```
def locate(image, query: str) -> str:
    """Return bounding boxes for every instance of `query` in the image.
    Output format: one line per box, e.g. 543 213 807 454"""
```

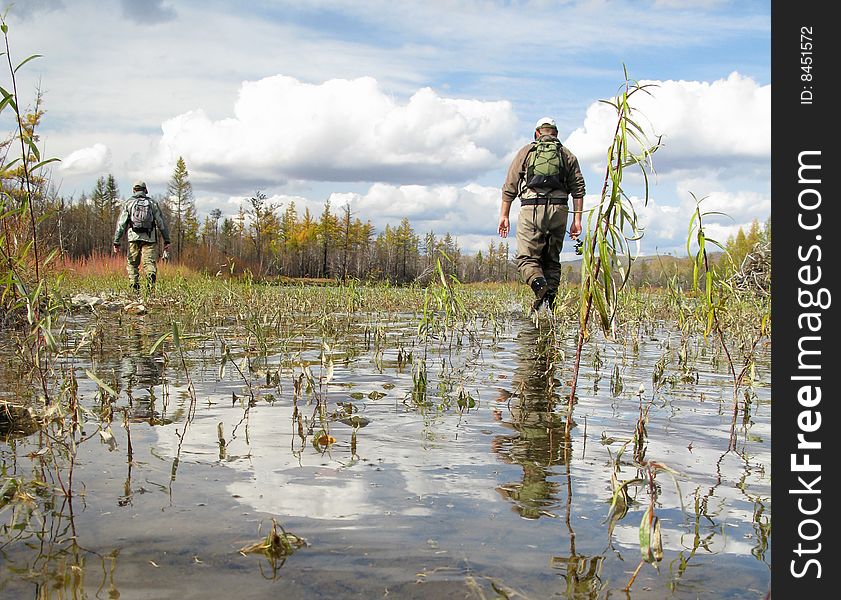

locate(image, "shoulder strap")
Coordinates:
557 140 566 173
518 142 537 175
517 142 538 194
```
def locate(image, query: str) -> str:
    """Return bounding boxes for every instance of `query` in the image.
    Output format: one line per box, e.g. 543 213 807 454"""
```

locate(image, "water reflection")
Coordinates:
0 306 772 598
119 328 169 425
492 323 608 597
551 553 606 599
0 485 122 600
493 325 569 519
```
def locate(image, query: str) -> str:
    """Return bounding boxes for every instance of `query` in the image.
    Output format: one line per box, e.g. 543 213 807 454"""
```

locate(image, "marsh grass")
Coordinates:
676 196 770 447
1 26 771 593
1 267 771 596
545 70 771 593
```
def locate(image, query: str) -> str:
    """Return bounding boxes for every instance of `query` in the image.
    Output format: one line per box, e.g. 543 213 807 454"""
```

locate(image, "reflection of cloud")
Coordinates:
141 318 770 595
229 468 381 520
152 396 497 521
610 520 756 556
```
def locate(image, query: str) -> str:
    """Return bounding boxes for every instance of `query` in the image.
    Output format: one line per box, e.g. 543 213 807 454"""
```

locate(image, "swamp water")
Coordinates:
1 300 770 599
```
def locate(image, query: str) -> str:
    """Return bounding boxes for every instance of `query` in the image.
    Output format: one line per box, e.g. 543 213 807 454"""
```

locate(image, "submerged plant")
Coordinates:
0 475 46 538
239 518 307 579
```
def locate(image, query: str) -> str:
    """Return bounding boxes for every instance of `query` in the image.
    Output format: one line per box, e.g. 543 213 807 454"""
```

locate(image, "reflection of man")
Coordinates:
119 329 167 425
492 324 570 518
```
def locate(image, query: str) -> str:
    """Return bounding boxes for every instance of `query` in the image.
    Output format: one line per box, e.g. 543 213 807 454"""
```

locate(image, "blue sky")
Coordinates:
5 0 771 257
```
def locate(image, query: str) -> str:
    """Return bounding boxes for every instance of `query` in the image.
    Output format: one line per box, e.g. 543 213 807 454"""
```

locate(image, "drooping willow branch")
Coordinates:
565 68 661 432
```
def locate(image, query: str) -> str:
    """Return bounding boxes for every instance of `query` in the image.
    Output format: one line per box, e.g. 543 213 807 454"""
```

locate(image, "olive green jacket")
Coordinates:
113 192 172 245
502 140 586 203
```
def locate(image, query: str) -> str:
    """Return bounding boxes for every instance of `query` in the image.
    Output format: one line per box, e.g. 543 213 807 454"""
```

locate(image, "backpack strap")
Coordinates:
517 142 538 196
556 140 566 187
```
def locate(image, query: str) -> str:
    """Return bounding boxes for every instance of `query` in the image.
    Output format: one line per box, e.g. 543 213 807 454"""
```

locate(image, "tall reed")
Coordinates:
682 195 770 445
565 68 660 431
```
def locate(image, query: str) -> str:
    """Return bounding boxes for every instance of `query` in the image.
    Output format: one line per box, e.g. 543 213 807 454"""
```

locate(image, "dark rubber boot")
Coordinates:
530 276 548 299
530 277 548 312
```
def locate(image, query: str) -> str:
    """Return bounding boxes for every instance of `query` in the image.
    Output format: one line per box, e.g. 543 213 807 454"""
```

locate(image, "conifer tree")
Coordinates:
317 200 339 278
166 156 195 257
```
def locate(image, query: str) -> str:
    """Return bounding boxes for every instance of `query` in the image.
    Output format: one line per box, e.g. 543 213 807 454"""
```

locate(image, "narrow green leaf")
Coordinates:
14 54 42 73
706 272 713 305
0 157 20 174
148 331 172 355
23 135 41 161
85 369 117 397
39 321 58 352
43 248 60 268
1 95 16 113
692 257 700 289
31 157 60 171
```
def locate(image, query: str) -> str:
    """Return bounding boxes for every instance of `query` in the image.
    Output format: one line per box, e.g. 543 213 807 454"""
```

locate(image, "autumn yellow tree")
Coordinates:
725 219 762 272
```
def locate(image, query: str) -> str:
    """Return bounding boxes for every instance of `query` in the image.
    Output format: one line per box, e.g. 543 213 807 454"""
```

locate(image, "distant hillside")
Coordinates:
559 251 725 283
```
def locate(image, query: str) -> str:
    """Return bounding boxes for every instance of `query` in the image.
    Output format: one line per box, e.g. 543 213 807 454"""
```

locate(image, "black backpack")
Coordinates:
130 196 155 233
522 135 566 191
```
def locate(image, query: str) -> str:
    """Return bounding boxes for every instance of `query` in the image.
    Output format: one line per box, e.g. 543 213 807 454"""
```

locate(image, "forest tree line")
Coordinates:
4 127 769 288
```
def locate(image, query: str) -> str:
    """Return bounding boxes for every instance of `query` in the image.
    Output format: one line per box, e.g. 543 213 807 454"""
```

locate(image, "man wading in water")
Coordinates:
498 117 585 312
113 181 172 293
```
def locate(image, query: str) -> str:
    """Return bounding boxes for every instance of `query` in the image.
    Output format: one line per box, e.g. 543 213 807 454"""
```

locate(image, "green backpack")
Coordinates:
523 134 565 191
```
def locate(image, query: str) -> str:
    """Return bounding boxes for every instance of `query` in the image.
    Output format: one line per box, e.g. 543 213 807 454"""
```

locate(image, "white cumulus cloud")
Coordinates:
146 75 519 190
567 72 770 174
58 143 111 175
633 186 770 256
329 182 501 244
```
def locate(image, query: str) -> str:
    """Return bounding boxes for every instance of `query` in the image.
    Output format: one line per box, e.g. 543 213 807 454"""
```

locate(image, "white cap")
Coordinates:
535 117 557 130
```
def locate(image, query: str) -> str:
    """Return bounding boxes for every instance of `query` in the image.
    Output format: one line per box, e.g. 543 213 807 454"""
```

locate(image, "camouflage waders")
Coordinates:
515 203 569 292
127 241 159 292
